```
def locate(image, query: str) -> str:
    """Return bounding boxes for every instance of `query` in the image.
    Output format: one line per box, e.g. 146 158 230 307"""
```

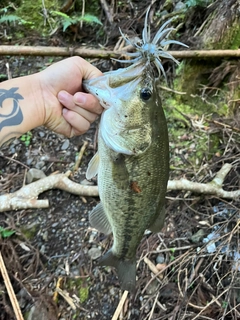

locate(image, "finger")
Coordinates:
62 108 93 135
58 91 98 123
74 92 103 115
58 90 102 116
58 90 76 110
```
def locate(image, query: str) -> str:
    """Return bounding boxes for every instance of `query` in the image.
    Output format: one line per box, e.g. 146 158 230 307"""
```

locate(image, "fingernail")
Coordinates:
74 92 86 104
58 91 67 102
62 108 67 115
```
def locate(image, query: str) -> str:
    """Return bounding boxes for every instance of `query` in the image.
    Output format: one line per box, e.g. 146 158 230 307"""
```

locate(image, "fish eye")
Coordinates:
140 88 152 101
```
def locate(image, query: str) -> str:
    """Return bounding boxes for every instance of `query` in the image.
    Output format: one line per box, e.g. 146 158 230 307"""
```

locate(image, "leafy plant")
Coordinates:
20 131 32 147
0 226 15 238
0 6 28 25
51 11 102 32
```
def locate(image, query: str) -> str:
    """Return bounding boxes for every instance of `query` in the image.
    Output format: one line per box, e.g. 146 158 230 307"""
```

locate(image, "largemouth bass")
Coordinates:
83 7 187 292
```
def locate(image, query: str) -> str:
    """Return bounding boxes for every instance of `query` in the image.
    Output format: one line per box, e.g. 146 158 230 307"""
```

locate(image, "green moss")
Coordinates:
230 22 240 50
215 20 240 50
79 285 89 303
230 84 240 114
164 94 223 170
66 277 90 304
16 0 59 35
20 224 38 240
172 61 230 116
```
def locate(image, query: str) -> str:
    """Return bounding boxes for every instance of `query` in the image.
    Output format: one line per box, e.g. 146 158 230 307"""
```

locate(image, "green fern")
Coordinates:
51 11 102 32
79 14 102 26
0 14 24 24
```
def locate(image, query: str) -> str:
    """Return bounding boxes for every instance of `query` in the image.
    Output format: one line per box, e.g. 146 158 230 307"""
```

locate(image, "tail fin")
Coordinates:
99 250 136 293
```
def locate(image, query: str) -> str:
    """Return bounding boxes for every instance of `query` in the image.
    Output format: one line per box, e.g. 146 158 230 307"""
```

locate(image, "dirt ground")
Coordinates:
0 1 240 320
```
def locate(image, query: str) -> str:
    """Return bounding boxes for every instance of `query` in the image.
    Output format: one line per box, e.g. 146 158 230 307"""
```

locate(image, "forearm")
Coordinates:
0 74 44 148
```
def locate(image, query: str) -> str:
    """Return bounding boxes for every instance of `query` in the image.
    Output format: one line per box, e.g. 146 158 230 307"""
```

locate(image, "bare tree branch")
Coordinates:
0 164 238 212
0 45 240 59
0 171 98 212
167 163 239 199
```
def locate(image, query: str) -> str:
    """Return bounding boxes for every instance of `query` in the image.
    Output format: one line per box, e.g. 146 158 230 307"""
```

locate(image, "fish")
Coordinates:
83 7 187 292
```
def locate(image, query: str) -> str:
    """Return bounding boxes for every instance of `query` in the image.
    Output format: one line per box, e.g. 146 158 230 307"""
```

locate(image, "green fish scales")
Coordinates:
83 7 187 292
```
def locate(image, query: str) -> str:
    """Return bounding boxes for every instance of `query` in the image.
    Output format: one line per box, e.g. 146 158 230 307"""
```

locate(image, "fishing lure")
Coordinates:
116 6 188 79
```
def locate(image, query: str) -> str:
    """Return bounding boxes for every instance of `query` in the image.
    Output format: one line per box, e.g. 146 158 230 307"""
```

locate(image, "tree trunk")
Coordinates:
175 0 240 115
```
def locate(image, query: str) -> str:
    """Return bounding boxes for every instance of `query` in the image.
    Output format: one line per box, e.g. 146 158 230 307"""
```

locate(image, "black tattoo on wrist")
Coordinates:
0 87 23 132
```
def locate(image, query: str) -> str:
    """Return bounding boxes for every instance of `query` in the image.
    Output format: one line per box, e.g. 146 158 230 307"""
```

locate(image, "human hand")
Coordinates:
38 56 103 137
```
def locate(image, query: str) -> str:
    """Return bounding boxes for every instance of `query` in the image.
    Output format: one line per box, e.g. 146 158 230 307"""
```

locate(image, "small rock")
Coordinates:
174 1 186 11
40 155 50 161
26 168 46 184
159 9 168 16
35 161 46 170
80 179 95 186
38 131 45 138
88 247 102 260
156 253 165 264
191 229 205 243
145 279 159 295
26 158 34 166
61 139 70 150
109 287 118 296
52 222 59 228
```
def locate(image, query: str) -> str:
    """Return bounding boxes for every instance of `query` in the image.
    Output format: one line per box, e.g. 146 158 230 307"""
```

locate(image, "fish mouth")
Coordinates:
83 62 145 108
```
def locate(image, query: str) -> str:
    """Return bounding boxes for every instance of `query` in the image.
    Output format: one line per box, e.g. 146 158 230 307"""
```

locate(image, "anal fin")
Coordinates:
89 202 112 235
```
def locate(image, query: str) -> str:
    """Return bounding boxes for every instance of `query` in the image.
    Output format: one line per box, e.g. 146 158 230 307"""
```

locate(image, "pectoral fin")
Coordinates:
86 152 99 180
89 202 112 235
148 207 166 233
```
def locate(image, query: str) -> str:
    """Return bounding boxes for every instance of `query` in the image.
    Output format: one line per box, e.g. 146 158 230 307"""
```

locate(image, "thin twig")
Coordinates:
55 287 76 310
0 252 24 320
0 152 30 170
112 290 129 320
73 141 88 172
144 256 164 280
100 0 113 24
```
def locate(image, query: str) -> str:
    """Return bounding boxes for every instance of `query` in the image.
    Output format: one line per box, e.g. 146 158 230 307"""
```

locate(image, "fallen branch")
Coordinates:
0 45 119 58
144 256 165 280
0 164 238 212
0 171 98 212
73 141 88 172
0 45 240 59
167 163 239 199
